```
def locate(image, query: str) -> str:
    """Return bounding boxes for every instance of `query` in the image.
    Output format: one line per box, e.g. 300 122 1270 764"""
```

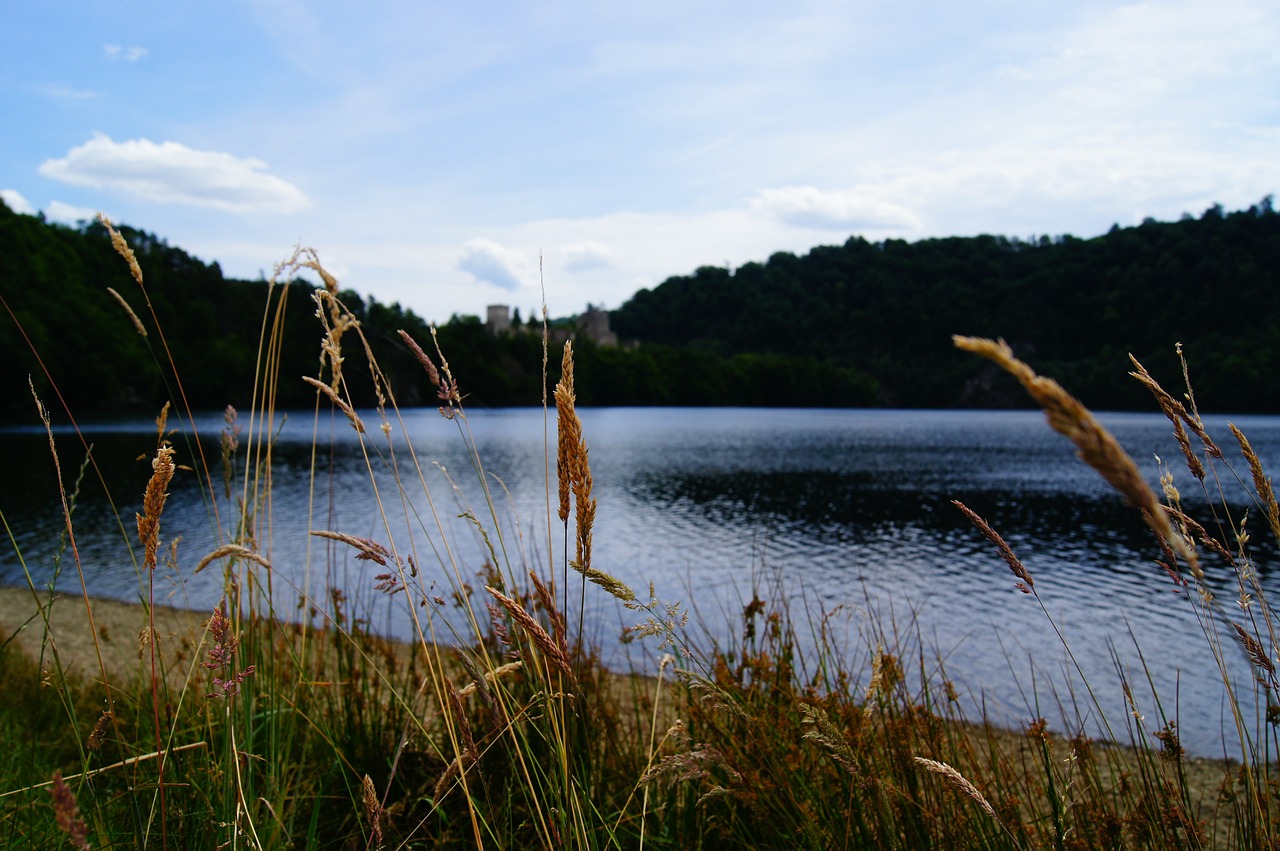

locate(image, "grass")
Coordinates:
1 224 1279 848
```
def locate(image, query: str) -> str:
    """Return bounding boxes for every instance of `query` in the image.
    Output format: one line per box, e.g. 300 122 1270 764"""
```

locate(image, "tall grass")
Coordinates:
1 230 1278 848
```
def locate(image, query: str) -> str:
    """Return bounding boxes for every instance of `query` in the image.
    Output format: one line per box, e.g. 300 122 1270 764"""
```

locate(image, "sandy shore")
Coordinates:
0 585 208 685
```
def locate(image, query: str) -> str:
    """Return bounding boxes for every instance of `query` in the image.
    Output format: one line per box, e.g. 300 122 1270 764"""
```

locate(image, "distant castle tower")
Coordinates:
486 304 511 335
577 304 617 347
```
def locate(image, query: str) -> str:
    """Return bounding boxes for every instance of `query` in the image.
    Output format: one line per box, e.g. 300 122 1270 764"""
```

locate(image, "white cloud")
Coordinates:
457 239 530 291
45 200 101 225
750 186 921 232
38 134 310 214
42 84 95 99
560 241 616 272
104 44 148 62
0 189 36 215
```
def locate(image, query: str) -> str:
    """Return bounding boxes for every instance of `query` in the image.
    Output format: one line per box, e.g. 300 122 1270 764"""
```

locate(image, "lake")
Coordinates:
3 405 1277 758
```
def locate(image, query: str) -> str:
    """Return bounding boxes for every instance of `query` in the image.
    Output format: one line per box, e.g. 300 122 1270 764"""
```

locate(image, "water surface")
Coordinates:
3 406 1277 757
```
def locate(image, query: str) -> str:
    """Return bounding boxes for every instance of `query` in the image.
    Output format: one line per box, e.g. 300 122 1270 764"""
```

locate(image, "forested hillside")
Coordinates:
613 199 1280 410
0 200 876 413
0 202 450 414
3 197 1278 413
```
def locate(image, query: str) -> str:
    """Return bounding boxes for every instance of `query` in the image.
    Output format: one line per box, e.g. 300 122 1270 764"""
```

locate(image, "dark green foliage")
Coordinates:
0 200 876 412
6 197 1280 412
612 198 1280 411
569 338 879 408
0 200 449 414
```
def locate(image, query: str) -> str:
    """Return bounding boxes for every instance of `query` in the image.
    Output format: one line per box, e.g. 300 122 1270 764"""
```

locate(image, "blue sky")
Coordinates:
3 1 1278 323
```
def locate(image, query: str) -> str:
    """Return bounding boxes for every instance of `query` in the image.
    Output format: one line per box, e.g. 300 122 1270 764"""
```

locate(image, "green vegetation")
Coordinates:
0 200 876 413
2 226 1280 848
613 198 1280 410
8 198 1280 413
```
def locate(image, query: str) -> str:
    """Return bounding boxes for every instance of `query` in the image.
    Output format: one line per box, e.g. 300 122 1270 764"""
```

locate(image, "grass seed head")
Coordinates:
106 286 147 337
49 771 90 850
555 341 579 524
914 757 1001 824
136 444 175 571
956 336 1198 574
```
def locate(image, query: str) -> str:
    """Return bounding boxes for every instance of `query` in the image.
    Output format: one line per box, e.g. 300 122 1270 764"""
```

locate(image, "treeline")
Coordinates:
5 198 1279 414
0 200 876 414
612 199 1280 411
0 203 432 414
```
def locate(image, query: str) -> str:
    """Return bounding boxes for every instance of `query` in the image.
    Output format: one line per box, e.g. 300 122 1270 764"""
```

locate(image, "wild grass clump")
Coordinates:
1 228 1278 848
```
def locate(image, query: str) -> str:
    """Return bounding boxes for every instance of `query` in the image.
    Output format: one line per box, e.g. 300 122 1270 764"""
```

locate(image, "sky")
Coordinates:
2 1 1278 324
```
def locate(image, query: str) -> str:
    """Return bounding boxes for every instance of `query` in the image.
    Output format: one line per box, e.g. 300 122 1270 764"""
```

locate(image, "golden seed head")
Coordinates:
136 445 176 571
955 336 1198 574
106 287 147 337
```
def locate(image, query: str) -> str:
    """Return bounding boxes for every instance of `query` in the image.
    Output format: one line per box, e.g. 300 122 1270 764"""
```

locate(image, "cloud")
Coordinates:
750 186 921 231
0 189 36 215
42 84 95 99
104 44 148 62
38 134 310 213
45 200 101 225
560 241 616 272
457 239 530 291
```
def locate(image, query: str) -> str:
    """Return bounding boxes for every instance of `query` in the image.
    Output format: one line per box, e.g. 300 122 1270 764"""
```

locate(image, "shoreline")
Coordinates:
0 586 208 685
0 585 1247 837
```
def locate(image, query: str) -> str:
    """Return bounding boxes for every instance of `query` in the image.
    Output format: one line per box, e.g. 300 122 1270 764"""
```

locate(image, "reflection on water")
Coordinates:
3 406 1279 757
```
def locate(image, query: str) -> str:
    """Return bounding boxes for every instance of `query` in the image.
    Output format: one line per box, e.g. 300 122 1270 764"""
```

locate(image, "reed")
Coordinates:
4 231 1280 848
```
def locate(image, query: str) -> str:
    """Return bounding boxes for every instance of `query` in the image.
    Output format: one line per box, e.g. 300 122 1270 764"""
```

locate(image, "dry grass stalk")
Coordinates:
136 445 175 571
1230 423 1280 545
554 343 598 574
397 328 441 386
1129 354 1222 460
4 744 208 800
913 757 1002 824
530 569 568 653
301 375 365 433
485 585 573 678
362 773 384 850
798 702 860 779
193 543 273 575
445 678 478 766
1166 505 1235 566
275 247 350 392
582 565 636 602
952 500 1034 593
154 400 171 443
220 404 241 500
572 470 597 576
315 294 352 391
554 342 579 524
640 747 742 790
432 680 482 805
310 530 391 564
1232 623 1276 680
955 336 1197 573
49 771 90 851
86 710 112 752
106 286 147 337
427 326 463 417
99 213 144 288
865 646 900 703
456 661 524 698
204 603 255 698
1169 417 1204 481
432 750 479 804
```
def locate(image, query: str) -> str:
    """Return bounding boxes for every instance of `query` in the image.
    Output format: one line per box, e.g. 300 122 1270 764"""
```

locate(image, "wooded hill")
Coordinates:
0 200 875 413
2 197 1277 414
612 199 1280 411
